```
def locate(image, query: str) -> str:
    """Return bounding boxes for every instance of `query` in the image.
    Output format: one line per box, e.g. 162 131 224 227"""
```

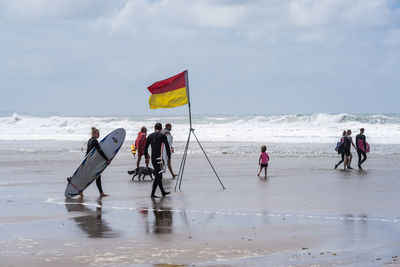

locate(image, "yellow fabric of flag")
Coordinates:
147 71 188 109
149 86 188 109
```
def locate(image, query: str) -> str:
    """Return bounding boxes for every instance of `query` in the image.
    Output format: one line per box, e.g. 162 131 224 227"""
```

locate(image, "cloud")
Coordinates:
93 0 249 40
383 29 400 45
2 0 395 40
288 0 391 27
89 0 397 46
192 1 247 28
1 0 400 114
0 0 122 21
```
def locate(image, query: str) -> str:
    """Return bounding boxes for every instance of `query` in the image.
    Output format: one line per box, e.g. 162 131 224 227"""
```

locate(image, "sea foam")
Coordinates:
0 113 399 144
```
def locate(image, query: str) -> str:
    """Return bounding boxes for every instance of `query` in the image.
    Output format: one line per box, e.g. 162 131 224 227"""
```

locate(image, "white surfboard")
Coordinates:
161 131 172 173
65 128 126 199
161 142 168 173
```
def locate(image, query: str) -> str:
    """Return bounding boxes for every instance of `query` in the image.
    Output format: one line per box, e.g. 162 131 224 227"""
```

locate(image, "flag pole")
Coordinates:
185 70 193 130
174 70 225 190
175 70 191 191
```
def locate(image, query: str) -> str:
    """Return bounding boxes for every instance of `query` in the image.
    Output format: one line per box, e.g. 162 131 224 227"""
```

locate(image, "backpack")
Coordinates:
335 141 345 154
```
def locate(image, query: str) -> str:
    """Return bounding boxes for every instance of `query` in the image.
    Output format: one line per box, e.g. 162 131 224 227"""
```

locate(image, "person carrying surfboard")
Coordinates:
144 123 171 198
356 128 368 170
85 127 111 198
135 126 149 169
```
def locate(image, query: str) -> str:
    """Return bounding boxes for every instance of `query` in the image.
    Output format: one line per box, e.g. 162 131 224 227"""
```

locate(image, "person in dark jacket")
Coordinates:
343 129 356 170
335 130 347 169
145 123 171 198
356 128 367 170
83 127 110 198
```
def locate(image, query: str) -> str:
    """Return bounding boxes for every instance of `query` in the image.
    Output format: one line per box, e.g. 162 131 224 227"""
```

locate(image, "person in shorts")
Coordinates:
257 145 269 178
343 129 356 170
135 126 149 169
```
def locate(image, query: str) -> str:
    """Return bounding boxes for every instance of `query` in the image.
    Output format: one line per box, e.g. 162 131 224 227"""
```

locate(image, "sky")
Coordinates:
0 0 399 116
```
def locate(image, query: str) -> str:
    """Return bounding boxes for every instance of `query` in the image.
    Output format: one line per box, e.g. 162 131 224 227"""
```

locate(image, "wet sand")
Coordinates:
1 141 400 266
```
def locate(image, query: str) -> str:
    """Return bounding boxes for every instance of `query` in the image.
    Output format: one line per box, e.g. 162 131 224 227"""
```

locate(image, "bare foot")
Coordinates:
100 193 109 198
172 173 177 179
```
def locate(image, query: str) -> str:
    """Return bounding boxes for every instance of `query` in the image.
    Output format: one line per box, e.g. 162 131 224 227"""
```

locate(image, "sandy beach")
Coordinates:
1 140 400 266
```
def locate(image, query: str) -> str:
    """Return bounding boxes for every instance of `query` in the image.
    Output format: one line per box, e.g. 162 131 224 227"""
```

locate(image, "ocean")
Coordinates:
1 113 399 156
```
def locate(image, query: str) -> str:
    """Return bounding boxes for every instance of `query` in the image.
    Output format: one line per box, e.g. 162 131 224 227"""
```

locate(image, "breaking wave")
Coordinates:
0 113 399 144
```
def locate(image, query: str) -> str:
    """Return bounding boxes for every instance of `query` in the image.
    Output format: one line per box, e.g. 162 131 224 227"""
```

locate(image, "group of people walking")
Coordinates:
134 123 177 180
85 123 177 198
135 122 177 197
81 125 370 199
335 128 368 170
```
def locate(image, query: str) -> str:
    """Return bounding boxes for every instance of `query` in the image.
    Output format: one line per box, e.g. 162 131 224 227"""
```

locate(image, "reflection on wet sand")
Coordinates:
153 264 188 267
65 198 117 238
341 213 370 247
141 198 173 234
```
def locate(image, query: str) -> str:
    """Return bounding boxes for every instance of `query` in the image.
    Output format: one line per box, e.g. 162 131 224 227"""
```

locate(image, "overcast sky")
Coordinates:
0 0 399 116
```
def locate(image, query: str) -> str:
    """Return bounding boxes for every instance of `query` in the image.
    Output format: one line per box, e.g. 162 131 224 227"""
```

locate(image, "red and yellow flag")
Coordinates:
147 71 188 109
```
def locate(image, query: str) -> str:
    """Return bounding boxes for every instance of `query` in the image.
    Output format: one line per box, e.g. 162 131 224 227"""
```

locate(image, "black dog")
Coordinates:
128 167 154 181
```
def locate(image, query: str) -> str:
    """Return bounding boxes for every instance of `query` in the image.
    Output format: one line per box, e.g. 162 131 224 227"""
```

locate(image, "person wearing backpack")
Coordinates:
334 130 347 169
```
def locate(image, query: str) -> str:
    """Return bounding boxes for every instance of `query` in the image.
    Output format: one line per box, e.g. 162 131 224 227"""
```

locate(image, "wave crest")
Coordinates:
0 113 399 143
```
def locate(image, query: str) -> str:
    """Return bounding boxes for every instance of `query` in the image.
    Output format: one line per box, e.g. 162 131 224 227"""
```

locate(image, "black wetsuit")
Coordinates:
144 131 171 197
343 136 352 156
356 133 367 167
86 137 109 194
335 137 345 168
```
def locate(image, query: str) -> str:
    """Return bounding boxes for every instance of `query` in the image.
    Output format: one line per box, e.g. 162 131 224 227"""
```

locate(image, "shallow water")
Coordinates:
1 141 400 266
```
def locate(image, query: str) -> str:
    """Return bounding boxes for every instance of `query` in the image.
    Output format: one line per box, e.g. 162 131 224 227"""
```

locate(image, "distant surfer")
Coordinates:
84 127 110 198
161 123 177 179
356 128 367 170
343 129 356 170
334 130 346 169
257 145 269 178
145 123 171 198
135 126 149 169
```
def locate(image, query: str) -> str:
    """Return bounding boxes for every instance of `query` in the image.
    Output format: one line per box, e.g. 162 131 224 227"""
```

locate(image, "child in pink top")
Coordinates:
257 145 269 178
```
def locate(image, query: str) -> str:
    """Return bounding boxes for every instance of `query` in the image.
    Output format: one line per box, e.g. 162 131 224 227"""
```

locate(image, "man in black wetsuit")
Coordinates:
85 127 111 198
145 123 171 198
356 128 367 170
